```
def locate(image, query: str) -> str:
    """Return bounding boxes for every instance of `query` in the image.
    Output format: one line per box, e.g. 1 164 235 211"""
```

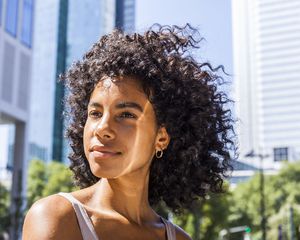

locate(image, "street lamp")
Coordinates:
245 150 269 240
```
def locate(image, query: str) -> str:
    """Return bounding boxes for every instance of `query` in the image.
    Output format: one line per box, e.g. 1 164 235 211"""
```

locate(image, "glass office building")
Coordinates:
29 0 61 162
29 0 136 163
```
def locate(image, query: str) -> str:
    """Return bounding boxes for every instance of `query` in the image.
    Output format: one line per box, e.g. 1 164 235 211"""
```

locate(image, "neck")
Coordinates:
91 170 158 225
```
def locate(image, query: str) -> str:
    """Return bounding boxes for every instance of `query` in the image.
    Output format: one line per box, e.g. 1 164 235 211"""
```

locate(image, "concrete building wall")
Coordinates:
232 0 300 169
0 0 34 238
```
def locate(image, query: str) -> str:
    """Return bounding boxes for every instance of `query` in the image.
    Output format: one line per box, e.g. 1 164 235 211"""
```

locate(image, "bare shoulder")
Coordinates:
22 194 82 240
174 224 192 240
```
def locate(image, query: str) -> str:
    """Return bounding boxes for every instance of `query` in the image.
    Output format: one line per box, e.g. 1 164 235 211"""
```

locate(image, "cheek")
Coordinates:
83 122 92 157
128 122 157 158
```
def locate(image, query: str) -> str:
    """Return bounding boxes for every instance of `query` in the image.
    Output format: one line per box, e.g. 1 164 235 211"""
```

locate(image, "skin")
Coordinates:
23 76 192 240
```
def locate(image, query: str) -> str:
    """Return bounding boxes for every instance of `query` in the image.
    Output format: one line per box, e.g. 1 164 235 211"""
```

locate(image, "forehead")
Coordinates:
89 76 147 102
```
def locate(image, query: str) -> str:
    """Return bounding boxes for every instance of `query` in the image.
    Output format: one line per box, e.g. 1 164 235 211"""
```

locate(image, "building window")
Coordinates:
274 147 289 162
5 0 19 36
0 0 3 26
21 0 34 47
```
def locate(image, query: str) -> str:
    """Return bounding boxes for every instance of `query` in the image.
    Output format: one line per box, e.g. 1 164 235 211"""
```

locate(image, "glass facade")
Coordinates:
29 0 60 163
115 0 135 32
21 0 34 47
274 147 289 162
29 143 47 161
5 0 19 36
0 0 2 26
67 0 102 62
52 0 68 162
29 0 135 163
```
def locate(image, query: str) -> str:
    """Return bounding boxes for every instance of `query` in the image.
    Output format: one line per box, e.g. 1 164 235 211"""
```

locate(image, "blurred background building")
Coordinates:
1 0 135 238
232 0 300 170
29 0 135 165
0 0 34 238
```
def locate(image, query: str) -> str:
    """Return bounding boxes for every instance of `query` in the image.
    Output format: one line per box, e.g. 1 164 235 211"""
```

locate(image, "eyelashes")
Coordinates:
88 110 137 120
118 112 137 119
88 110 102 118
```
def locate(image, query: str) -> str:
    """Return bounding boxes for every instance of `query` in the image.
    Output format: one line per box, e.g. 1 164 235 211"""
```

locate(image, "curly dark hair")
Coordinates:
62 24 237 213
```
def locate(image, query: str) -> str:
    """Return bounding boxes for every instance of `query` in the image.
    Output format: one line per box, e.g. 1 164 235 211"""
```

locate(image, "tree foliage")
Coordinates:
26 159 78 209
228 161 300 239
171 161 300 239
200 191 231 239
173 184 231 240
0 183 10 237
24 159 300 239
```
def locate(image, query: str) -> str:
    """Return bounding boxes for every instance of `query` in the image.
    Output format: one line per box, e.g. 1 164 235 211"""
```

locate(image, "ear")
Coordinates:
155 126 170 150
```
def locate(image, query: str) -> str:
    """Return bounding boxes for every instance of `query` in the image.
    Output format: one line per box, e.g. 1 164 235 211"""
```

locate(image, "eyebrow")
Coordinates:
88 101 144 113
116 101 144 112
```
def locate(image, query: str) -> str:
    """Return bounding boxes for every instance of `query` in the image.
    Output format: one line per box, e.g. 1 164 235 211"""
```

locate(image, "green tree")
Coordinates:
173 200 204 240
26 159 78 209
266 162 300 240
27 159 47 208
43 161 76 196
200 191 231 240
0 183 10 237
173 185 231 240
228 161 300 239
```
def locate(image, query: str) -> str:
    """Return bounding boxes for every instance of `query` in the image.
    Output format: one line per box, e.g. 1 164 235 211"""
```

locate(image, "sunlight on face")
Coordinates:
83 76 160 179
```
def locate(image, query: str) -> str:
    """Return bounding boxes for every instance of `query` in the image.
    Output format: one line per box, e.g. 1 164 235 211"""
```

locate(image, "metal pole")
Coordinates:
278 224 282 240
290 206 295 240
245 150 268 240
259 154 267 240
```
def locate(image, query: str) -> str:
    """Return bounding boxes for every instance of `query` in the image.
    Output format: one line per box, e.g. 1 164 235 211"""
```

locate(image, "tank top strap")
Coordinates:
160 217 176 240
57 192 99 240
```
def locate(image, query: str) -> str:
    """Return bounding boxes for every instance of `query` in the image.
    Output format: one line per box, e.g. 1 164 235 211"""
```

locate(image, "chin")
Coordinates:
90 165 121 179
87 154 124 178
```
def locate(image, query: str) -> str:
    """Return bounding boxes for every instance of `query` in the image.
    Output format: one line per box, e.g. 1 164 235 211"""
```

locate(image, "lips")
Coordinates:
90 145 121 159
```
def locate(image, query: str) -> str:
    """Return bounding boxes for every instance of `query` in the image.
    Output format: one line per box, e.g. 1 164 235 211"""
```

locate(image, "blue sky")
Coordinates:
136 0 233 75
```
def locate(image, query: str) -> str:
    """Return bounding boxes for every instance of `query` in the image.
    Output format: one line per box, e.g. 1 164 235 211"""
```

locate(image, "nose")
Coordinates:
94 114 116 141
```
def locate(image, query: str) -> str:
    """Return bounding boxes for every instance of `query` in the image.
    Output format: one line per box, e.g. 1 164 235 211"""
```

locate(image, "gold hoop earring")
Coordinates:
155 149 163 158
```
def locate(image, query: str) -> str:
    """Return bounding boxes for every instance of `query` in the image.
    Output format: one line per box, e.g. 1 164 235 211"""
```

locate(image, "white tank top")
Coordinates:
58 192 176 240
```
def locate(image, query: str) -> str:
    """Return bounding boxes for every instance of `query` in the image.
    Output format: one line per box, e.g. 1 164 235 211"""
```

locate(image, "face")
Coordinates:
83 76 169 179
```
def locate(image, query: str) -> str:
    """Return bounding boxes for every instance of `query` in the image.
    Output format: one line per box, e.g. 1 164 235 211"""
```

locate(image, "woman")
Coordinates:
23 24 235 240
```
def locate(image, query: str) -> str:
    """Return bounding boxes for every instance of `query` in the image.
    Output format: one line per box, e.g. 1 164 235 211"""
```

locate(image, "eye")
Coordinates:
118 112 137 119
88 110 102 118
